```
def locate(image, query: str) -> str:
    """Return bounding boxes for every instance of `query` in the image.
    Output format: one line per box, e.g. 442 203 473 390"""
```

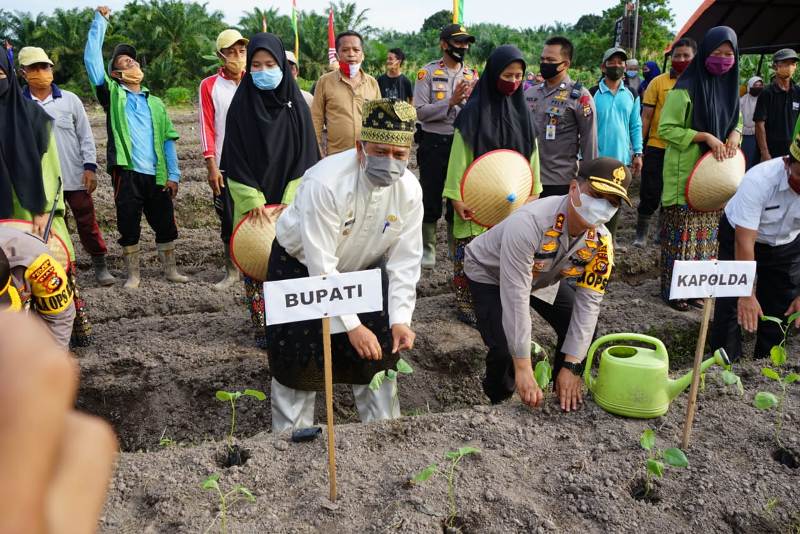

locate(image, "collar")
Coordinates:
217 67 242 81
541 77 570 95
599 78 628 95
22 83 61 101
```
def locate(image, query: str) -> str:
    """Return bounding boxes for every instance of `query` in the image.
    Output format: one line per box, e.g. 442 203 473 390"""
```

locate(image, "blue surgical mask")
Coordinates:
251 66 283 90
626 70 638 78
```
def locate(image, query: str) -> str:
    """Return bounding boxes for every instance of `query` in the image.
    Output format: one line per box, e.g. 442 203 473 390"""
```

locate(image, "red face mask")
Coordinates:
339 61 361 79
672 59 691 74
496 78 521 96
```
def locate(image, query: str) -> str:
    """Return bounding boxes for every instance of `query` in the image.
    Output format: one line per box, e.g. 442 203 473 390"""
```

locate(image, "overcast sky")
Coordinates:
7 0 701 34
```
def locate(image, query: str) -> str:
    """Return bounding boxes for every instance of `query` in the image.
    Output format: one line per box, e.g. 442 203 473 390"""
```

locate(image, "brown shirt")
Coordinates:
311 69 381 155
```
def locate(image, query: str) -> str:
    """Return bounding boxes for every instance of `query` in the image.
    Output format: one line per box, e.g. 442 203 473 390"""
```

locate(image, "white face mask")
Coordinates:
571 191 618 227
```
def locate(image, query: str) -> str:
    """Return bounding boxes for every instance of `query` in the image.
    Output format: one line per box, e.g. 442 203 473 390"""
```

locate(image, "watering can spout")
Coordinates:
667 348 731 401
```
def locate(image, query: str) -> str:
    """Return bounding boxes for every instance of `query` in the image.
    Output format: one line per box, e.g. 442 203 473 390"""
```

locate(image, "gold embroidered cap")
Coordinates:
790 131 800 161
360 98 417 147
578 157 632 206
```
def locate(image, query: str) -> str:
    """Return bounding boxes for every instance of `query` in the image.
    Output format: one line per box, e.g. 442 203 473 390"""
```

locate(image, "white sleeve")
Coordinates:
726 170 768 231
384 184 423 326
71 93 97 167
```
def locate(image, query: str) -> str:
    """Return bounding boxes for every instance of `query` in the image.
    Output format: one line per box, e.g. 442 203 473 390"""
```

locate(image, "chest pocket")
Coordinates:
55 114 74 130
379 215 404 242
761 204 783 228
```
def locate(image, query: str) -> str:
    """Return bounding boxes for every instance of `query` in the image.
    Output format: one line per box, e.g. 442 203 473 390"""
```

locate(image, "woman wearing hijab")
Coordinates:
658 26 742 311
638 61 661 97
442 45 542 326
219 32 320 347
0 49 93 347
740 76 764 169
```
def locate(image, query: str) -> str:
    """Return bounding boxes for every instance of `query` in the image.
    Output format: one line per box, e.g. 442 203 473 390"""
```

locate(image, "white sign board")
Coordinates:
264 269 382 326
669 260 756 300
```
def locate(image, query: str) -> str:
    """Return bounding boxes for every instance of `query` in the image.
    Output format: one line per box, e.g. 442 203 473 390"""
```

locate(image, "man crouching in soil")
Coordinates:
465 158 631 411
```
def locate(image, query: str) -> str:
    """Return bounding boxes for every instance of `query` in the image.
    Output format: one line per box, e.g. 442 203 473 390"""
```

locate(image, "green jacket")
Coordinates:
443 129 542 239
658 88 742 207
228 178 302 227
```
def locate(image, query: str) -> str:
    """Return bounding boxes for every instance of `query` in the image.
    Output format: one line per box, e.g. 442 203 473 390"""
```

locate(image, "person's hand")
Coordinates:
725 131 741 159
704 133 726 161
738 295 763 333
554 365 584 412
785 296 800 328
163 180 178 199
82 169 97 194
347 324 382 360
97 5 111 17
525 194 539 204
515 367 543 408
249 204 284 226
206 161 224 197
391 323 415 353
632 155 643 177
31 213 49 238
452 199 474 221
0 313 117 534
449 81 469 107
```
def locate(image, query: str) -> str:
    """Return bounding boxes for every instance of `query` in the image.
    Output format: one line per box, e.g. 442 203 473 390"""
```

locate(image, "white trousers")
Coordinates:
270 377 400 433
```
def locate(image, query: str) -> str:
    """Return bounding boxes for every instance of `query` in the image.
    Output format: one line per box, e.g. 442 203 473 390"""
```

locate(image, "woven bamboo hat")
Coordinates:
460 149 533 228
229 206 283 282
0 219 71 269
685 149 746 212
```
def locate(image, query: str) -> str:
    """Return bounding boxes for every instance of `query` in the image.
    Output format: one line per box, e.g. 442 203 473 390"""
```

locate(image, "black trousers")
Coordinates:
417 131 454 224
540 184 571 198
710 215 800 360
638 146 666 217
112 168 178 247
213 179 234 245
469 278 575 404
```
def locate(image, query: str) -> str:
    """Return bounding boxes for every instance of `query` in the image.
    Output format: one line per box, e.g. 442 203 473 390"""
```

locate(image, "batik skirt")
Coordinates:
68 264 92 348
453 236 477 327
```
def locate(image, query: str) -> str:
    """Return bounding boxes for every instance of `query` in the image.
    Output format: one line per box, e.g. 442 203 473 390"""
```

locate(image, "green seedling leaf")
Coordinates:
787 311 800 325
202 474 220 490
243 389 266 401
387 369 397 380
785 373 800 384
235 486 256 502
531 341 544 356
215 391 233 402
770 346 787 367
754 391 779 410
411 464 437 484
368 371 386 392
456 446 480 457
760 315 785 325
396 358 414 374
663 447 689 468
721 370 739 385
762 367 781 381
640 429 656 451
646 459 664 478
534 360 552 389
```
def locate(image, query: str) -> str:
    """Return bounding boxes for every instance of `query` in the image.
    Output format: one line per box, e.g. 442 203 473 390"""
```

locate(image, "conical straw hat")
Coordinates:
229 205 283 282
0 219 71 270
460 149 533 228
686 149 746 212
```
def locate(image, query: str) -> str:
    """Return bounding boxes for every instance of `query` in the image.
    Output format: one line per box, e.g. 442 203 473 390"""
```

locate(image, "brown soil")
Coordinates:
70 109 799 533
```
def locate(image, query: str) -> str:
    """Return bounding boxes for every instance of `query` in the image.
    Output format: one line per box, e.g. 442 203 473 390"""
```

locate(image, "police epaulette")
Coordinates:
570 82 583 99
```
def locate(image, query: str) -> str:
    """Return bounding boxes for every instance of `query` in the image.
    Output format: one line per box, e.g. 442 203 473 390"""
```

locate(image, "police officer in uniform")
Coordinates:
710 134 800 361
414 23 478 268
464 158 631 411
525 36 598 198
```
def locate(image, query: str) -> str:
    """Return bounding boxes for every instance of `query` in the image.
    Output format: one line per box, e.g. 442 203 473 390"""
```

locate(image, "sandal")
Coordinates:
669 300 690 312
688 299 705 310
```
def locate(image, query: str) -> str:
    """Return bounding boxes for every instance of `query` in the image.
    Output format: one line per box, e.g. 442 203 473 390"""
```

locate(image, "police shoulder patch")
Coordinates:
25 253 73 315
417 69 427 81
576 236 614 295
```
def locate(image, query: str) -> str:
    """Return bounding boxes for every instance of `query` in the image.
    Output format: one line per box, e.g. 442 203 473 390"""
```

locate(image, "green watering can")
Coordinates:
583 333 730 419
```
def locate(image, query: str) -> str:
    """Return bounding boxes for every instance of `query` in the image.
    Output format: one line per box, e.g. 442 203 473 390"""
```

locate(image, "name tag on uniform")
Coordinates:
545 123 556 140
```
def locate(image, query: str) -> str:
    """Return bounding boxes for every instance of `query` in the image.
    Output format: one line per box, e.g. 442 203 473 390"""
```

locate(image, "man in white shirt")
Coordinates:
19 46 113 287
266 98 422 432
710 134 800 360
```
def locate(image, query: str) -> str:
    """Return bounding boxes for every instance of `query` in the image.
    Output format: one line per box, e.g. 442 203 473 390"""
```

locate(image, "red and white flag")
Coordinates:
327 8 336 64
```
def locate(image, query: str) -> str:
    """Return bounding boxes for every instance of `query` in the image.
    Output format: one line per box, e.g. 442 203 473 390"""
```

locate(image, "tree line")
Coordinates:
0 0 675 102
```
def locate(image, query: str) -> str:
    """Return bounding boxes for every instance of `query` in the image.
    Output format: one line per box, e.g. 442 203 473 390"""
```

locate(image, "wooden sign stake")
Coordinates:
322 317 337 502
681 297 714 449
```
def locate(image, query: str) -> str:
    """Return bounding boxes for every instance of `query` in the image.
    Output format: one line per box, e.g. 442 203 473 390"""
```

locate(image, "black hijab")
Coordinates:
219 33 319 204
0 50 51 219
454 45 534 159
674 26 740 146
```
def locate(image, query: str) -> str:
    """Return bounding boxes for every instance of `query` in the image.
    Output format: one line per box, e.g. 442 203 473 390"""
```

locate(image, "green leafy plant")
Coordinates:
369 358 413 416
531 341 552 402
639 429 688 496
215 389 266 450
201 473 255 534
158 426 175 447
411 446 480 529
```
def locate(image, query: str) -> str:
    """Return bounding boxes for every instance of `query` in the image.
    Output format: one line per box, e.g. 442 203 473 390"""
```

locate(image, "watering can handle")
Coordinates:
583 333 668 389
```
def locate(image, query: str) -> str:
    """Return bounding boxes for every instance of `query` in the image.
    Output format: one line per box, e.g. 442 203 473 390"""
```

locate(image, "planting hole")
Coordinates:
772 447 799 469
629 478 660 504
441 516 469 534
608 346 638 358
220 445 251 468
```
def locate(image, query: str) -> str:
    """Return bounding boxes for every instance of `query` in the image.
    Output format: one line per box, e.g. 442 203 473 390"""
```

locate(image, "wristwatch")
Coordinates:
561 361 584 376
633 153 643 158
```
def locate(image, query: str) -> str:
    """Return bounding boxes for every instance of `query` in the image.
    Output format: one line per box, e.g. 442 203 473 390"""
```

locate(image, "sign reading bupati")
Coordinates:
264 269 383 325
669 261 756 300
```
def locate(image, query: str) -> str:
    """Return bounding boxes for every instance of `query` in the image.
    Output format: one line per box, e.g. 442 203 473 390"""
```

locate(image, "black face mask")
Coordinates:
445 44 466 63
605 66 625 81
749 87 763 97
539 61 564 80
0 78 8 97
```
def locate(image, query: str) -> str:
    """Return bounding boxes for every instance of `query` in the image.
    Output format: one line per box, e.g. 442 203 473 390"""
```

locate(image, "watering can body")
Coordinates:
583 333 728 419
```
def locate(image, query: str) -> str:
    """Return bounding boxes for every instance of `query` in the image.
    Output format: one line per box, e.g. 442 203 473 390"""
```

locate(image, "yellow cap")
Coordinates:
216 29 248 52
18 46 53 67
791 132 800 161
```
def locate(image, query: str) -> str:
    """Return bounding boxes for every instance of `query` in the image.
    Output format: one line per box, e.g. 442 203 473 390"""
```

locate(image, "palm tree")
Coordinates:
331 1 373 37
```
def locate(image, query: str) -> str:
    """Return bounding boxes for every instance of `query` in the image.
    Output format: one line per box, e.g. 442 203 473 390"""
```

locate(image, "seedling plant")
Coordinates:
639 429 688 497
201 473 255 534
368 358 413 416
215 389 266 451
753 315 800 448
411 446 480 529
